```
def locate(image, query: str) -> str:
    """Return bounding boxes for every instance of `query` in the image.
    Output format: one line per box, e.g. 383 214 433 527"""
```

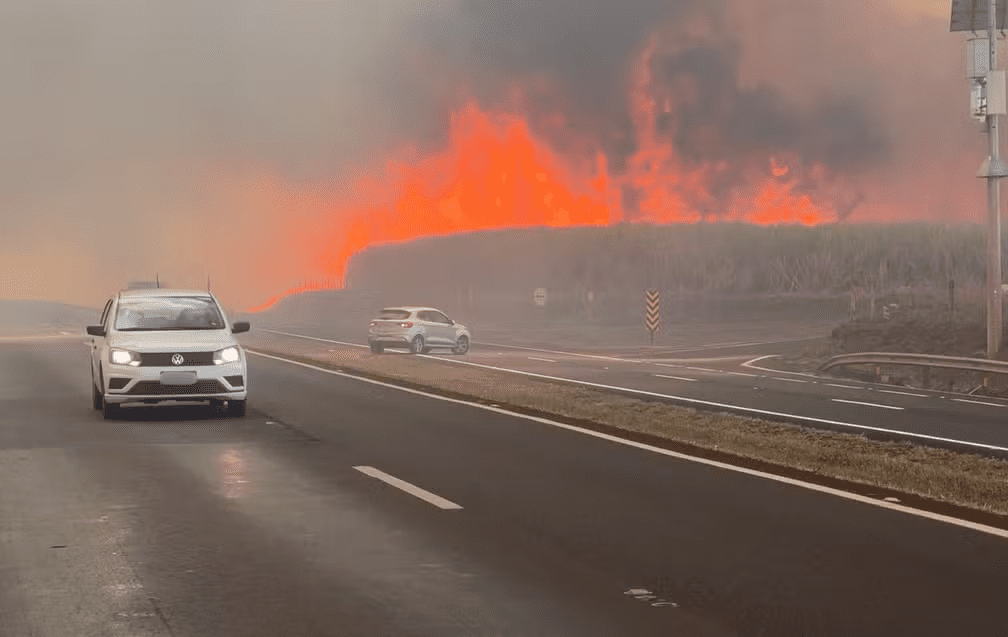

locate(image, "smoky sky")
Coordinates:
0 0 989 305
658 46 891 169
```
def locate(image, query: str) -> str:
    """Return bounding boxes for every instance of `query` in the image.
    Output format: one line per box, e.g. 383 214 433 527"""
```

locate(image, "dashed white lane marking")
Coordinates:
249 350 1008 539
877 389 929 398
528 356 557 363
832 398 904 411
722 370 759 378
684 366 719 373
654 374 697 382
772 377 808 383
952 398 1006 408
825 383 862 389
353 466 463 510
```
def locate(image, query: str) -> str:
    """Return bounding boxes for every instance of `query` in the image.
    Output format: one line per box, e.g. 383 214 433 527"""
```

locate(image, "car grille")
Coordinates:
126 380 227 395
139 351 215 367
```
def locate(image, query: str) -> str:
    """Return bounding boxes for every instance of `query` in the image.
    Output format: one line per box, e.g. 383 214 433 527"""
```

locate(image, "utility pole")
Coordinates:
984 0 1004 358
954 0 1008 358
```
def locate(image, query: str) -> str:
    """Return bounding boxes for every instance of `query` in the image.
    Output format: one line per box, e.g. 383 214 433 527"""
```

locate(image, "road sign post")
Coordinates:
645 289 660 345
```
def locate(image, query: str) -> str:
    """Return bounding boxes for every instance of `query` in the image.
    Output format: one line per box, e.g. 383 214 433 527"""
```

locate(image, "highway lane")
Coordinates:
1 337 694 636
253 327 1008 452
2 336 1007 635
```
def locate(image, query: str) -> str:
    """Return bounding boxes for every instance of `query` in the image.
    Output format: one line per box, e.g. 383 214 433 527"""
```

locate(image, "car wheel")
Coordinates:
102 400 119 420
452 335 470 355
410 335 425 355
370 342 384 354
228 399 247 418
91 368 103 410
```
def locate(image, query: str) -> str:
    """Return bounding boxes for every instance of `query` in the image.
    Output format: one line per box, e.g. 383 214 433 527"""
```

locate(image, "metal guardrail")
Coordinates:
818 352 1008 376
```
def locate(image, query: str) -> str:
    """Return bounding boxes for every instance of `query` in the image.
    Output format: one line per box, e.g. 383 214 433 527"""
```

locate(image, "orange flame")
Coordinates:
246 38 844 311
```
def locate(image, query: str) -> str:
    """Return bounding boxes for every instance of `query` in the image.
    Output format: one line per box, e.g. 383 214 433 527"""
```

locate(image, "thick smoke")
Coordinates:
0 0 989 306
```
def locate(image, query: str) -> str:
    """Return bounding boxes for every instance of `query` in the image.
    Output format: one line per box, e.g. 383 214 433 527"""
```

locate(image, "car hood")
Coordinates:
109 330 237 352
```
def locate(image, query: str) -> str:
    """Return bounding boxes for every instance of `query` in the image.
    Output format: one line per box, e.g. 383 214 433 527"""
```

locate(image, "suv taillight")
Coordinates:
401 321 413 328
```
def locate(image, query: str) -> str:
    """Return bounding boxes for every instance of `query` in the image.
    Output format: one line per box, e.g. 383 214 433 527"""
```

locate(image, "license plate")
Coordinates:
160 371 197 386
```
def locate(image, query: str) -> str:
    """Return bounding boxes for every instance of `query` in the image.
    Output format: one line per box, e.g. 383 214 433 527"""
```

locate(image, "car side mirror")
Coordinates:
450 319 455 325
232 321 250 334
86 325 105 337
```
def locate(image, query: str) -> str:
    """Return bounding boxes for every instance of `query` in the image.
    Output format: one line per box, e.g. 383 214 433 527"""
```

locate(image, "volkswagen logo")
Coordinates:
171 353 184 366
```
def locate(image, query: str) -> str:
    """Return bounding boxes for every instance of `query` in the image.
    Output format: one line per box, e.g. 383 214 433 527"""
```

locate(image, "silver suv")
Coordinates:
368 307 471 355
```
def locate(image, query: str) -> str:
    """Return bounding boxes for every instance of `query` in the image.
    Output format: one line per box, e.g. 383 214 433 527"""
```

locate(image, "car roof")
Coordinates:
380 306 440 313
118 288 215 300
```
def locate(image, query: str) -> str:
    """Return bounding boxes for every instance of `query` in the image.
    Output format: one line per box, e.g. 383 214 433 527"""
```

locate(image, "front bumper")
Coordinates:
103 359 247 405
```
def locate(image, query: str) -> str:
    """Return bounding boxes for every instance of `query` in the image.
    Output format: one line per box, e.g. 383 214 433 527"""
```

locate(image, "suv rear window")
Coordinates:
377 309 411 320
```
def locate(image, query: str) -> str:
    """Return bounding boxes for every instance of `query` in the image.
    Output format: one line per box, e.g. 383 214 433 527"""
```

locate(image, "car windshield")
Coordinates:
377 309 411 320
115 296 225 331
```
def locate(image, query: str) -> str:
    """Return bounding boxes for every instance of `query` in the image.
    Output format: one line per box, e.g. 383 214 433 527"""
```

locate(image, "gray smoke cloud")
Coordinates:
0 0 987 307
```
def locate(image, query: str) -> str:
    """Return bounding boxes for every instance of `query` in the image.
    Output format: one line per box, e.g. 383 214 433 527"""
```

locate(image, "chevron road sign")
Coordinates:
645 289 660 343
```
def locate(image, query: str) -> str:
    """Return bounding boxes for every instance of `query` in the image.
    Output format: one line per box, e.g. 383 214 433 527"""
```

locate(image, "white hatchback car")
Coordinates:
87 288 250 419
368 307 471 354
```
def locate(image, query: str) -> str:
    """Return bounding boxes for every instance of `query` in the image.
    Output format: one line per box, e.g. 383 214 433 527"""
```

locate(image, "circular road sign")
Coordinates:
534 287 547 307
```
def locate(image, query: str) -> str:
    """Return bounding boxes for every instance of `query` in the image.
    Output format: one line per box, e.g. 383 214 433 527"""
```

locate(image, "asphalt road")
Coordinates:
1 334 1007 636
253 325 1008 454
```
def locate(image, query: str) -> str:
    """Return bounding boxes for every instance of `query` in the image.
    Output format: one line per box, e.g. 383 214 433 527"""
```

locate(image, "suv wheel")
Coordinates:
228 399 247 418
410 335 425 355
91 369 103 410
102 400 119 420
452 335 470 355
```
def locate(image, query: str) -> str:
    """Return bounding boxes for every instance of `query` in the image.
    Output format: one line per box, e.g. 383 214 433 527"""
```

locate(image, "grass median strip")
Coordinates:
241 332 1008 527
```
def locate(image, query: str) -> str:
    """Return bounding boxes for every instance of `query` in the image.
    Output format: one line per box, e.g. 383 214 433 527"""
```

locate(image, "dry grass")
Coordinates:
242 331 1008 522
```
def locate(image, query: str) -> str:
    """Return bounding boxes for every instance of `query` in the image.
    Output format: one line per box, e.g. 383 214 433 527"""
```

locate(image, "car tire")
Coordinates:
91 369 103 410
452 335 470 355
370 342 384 354
228 399 247 418
102 400 119 420
410 335 425 355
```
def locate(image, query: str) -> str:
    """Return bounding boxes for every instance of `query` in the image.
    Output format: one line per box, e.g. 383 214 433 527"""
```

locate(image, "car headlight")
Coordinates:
110 349 141 366
213 346 240 365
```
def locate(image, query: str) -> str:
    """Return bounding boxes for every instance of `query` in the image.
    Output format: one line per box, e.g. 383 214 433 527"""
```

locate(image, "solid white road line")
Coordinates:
259 329 367 349
654 374 697 382
832 398 904 411
0 334 81 342
952 398 1006 408
248 348 1008 455
825 383 862 389
741 354 820 378
645 335 824 353
528 356 557 363
247 350 1008 539
476 341 634 363
354 466 463 510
